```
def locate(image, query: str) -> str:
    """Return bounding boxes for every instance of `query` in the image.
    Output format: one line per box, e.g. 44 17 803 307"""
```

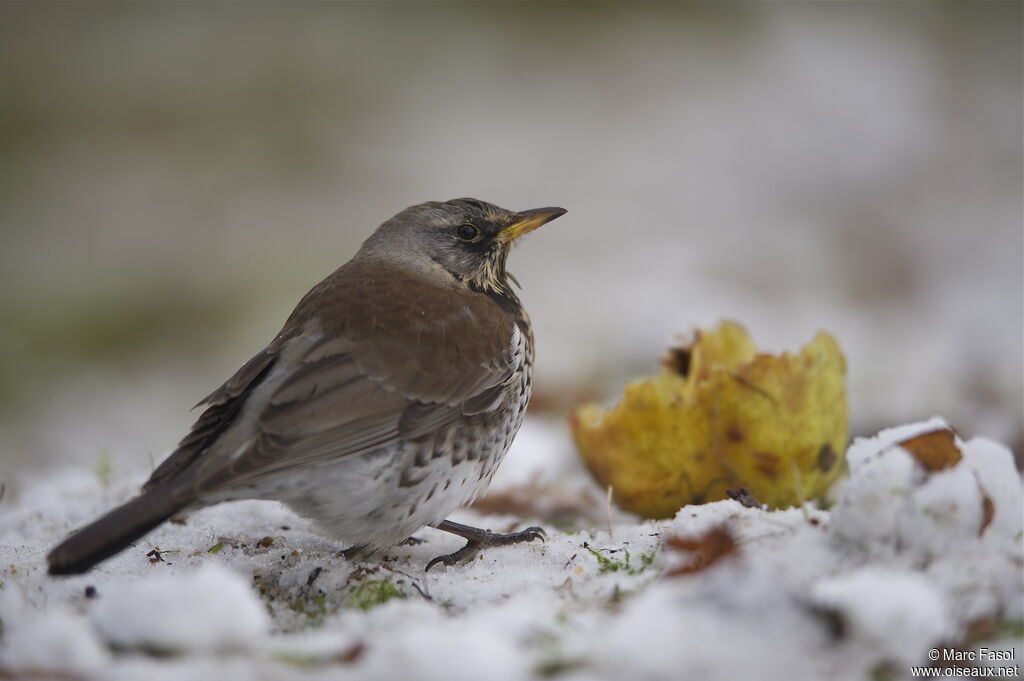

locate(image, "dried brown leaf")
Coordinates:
898 427 961 472
665 525 737 577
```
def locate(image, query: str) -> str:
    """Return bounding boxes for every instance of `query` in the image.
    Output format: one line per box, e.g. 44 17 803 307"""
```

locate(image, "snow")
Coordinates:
0 595 109 674
963 438 1024 543
0 417 1021 680
810 567 952 668
90 563 270 653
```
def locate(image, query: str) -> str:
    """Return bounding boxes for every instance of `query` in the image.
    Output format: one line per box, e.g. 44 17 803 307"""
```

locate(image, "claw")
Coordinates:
424 537 485 572
425 521 547 571
521 526 546 542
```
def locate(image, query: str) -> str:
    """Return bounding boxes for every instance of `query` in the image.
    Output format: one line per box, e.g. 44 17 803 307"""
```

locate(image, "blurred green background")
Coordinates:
1 2 1021 487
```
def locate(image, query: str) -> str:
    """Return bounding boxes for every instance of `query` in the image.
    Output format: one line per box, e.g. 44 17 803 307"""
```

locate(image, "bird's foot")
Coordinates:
425 519 545 571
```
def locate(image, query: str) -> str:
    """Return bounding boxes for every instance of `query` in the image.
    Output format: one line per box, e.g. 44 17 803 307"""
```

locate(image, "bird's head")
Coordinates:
359 198 566 296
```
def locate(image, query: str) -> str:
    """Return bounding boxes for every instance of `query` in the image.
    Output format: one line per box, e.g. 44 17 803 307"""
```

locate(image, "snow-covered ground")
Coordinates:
1 417 1020 681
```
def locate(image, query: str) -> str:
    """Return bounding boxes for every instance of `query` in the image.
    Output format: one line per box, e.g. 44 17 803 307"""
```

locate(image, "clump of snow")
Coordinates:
962 437 1024 544
0 588 109 675
89 563 270 654
810 567 951 667
581 574 829 681
361 600 532 681
830 418 1022 566
0 416 1020 681
828 443 918 558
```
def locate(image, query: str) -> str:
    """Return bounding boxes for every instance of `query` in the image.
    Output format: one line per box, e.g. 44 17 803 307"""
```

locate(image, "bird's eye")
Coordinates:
454 224 481 242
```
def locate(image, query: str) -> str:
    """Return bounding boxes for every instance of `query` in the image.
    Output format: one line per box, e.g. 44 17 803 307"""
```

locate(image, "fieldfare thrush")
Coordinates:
48 198 566 575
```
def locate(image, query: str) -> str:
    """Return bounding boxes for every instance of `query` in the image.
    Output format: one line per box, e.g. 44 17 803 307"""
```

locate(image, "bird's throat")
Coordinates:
466 247 522 314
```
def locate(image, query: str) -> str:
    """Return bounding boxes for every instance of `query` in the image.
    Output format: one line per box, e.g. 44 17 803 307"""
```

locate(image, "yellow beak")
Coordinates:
496 206 568 243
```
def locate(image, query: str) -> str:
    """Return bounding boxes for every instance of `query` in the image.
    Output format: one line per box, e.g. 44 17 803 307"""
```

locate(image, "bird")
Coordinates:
47 198 566 575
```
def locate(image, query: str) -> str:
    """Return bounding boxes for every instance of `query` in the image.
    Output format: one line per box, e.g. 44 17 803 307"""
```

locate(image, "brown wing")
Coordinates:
288 257 518 406
143 340 284 491
153 258 520 499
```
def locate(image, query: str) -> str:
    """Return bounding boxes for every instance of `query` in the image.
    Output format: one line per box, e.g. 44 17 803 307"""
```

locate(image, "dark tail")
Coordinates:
47 488 182 576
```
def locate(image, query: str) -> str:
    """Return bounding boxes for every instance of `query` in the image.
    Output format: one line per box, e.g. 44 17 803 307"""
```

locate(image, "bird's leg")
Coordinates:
425 519 545 571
